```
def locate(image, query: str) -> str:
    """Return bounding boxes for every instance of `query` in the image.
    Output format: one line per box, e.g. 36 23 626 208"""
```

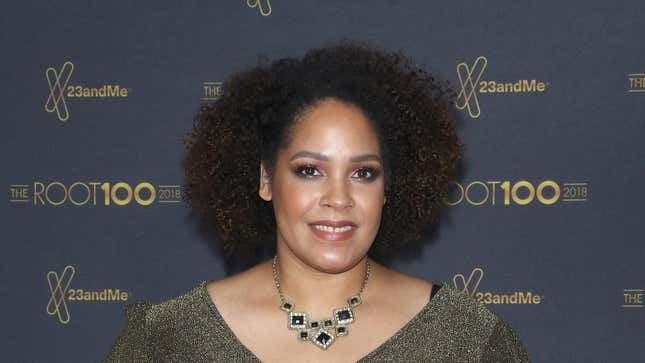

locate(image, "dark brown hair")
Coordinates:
182 38 463 264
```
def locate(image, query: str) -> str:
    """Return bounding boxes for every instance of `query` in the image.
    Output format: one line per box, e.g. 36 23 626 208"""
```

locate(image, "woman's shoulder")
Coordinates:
416 281 530 362
121 281 212 332
132 262 276 329
375 266 501 335
430 280 500 327
104 281 213 362
373 273 502 340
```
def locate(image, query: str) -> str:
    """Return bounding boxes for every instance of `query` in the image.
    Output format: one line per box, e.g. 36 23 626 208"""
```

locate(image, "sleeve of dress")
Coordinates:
480 318 530 363
103 301 154 363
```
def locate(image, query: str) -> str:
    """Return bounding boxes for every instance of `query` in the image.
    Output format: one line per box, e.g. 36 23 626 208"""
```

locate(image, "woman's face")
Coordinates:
259 98 386 273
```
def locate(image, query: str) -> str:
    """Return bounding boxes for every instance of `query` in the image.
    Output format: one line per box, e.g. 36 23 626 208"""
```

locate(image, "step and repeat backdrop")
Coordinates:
2 1 643 362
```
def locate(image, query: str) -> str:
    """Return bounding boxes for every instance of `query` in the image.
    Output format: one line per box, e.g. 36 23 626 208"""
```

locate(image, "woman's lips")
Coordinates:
308 223 357 241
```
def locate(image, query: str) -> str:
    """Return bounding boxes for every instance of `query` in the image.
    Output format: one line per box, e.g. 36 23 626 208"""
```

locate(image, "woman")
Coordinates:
104 38 529 362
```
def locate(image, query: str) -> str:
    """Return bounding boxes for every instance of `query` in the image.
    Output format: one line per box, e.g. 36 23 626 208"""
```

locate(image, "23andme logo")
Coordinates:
46 265 75 324
455 55 548 119
453 267 543 305
453 267 484 295
45 265 130 325
246 0 272 16
45 61 74 122
44 61 129 122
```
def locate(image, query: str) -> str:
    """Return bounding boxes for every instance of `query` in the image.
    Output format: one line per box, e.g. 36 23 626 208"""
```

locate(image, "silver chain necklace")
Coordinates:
272 254 372 350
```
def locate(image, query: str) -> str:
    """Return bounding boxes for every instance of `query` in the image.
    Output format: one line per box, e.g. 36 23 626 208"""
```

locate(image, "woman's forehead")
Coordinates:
285 99 381 154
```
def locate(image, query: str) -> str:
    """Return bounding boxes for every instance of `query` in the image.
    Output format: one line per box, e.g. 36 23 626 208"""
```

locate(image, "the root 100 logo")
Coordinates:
455 56 548 118
453 268 543 305
445 180 589 206
46 265 130 325
9 181 182 206
44 61 129 122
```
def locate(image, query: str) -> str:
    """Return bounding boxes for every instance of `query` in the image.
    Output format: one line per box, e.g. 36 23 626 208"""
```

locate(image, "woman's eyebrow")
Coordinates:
289 150 382 163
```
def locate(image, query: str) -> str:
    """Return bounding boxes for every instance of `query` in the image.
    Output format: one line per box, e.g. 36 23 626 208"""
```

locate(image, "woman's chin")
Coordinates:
303 251 364 274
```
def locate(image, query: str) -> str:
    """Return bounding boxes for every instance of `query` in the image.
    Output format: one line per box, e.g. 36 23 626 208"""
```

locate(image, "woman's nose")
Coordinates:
320 179 354 209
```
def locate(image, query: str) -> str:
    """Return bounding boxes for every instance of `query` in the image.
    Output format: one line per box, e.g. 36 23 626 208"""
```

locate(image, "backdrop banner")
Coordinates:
2 1 643 362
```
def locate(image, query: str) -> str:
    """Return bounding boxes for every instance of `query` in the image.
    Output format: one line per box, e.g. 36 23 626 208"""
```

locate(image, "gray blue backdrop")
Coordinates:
2 1 644 362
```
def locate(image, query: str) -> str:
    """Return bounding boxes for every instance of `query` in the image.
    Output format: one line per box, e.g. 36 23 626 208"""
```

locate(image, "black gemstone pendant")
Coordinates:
312 329 336 349
333 307 354 324
288 312 307 330
348 294 362 307
317 332 331 345
280 301 294 312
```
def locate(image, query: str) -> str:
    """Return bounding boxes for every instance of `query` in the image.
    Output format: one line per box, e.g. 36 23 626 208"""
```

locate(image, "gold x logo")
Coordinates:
453 267 484 296
46 265 75 324
246 0 272 16
455 56 487 119
45 61 74 122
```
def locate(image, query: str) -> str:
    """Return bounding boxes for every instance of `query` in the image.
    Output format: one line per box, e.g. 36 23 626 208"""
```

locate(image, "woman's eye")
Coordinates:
353 167 380 180
295 165 321 178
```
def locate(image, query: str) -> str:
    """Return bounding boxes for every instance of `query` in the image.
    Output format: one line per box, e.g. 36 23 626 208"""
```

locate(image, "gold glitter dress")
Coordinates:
103 280 530 362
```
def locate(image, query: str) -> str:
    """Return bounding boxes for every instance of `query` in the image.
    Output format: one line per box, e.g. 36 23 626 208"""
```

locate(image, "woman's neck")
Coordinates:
272 243 374 318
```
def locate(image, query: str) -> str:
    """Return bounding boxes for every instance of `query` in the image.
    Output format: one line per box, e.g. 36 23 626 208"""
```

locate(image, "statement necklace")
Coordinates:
272 254 371 350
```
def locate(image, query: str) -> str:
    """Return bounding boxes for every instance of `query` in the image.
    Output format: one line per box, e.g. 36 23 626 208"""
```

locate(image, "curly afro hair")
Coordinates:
182 38 463 264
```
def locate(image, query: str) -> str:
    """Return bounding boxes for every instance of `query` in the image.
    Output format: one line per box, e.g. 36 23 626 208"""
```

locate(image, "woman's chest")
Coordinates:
218 304 425 362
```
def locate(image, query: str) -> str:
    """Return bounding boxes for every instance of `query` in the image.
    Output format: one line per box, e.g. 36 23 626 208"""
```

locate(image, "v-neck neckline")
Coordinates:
199 280 447 362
